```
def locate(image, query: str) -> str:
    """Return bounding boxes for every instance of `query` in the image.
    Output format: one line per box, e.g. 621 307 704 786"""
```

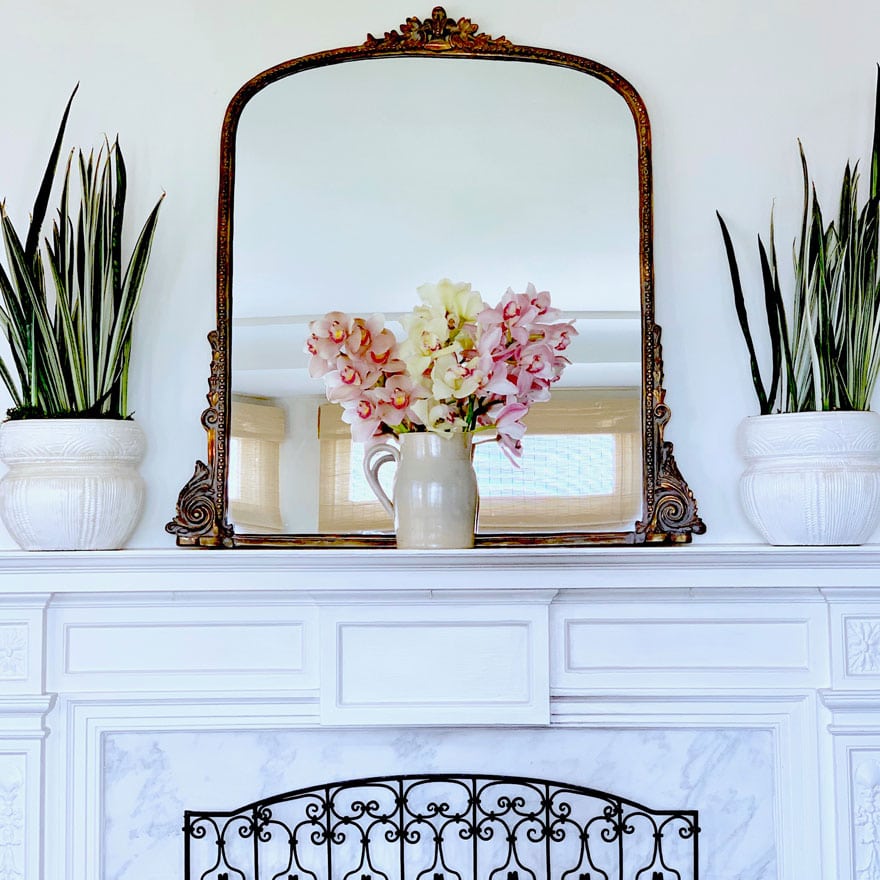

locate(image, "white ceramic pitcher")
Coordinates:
363 431 478 549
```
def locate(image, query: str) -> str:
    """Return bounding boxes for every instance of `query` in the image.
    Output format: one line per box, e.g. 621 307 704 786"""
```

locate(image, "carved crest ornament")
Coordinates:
363 7 513 52
166 7 705 547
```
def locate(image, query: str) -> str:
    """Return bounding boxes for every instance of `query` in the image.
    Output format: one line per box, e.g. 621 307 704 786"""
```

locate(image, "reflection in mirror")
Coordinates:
231 312 641 535
233 59 639 315
229 57 642 535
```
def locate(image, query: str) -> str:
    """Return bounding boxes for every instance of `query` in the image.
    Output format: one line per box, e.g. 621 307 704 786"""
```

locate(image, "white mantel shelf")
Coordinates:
3 543 880 880
0 543 879 593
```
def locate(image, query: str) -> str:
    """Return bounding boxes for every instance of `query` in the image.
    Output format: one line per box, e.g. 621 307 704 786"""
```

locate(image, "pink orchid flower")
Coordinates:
543 321 577 352
482 363 519 398
306 282 575 456
347 315 386 356
525 283 554 316
305 311 353 375
305 343 337 378
368 328 399 365
378 375 427 427
519 341 558 379
492 401 529 462
311 311 351 346
325 357 382 403
341 394 386 442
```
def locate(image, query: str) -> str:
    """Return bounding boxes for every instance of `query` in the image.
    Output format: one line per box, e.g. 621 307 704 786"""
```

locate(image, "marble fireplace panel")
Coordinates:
103 726 775 880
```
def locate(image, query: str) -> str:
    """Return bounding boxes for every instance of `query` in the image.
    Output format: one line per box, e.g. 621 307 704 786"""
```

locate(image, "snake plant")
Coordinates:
717 65 880 415
0 86 163 420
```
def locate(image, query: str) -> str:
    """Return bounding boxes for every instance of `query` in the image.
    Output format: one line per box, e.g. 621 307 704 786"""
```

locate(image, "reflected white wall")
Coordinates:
234 58 639 317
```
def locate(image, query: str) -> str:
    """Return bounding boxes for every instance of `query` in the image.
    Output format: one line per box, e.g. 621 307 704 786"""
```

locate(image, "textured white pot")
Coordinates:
0 419 146 551
738 410 880 545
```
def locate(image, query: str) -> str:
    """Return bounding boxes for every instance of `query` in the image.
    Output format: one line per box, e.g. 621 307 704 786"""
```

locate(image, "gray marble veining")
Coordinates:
103 727 775 880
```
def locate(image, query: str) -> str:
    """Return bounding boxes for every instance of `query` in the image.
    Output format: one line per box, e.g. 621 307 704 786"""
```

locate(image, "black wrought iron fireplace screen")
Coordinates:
184 773 699 880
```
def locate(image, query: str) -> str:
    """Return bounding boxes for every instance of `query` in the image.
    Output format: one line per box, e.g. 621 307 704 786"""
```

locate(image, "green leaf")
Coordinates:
872 64 880 203
767 212 798 410
100 190 164 401
0 357 22 410
44 235 86 411
758 235 782 410
2 211 70 413
717 211 771 414
25 85 78 264
110 139 125 300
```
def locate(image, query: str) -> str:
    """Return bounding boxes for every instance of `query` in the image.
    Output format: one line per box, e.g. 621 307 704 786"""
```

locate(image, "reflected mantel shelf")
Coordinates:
0 544 880 594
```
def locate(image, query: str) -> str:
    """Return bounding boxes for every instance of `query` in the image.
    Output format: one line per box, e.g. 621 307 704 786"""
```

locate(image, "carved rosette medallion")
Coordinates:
847 619 880 675
365 7 512 52
854 755 880 880
0 627 26 680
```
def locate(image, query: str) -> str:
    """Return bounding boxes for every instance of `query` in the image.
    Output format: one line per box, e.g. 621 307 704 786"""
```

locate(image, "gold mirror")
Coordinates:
167 7 704 547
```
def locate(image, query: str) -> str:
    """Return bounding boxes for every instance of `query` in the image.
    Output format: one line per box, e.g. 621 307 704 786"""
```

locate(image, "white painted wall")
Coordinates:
0 0 877 547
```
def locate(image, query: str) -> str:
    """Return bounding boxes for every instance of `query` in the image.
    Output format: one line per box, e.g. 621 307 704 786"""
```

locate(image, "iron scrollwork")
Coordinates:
184 773 699 880
167 7 705 547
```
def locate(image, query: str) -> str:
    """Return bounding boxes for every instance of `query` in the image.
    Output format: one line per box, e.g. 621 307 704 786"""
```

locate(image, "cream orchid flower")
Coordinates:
430 352 483 400
411 398 468 435
305 282 575 456
399 311 452 377
416 279 485 325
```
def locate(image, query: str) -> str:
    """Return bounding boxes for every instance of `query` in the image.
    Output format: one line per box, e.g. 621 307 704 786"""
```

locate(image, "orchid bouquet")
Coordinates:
305 280 576 461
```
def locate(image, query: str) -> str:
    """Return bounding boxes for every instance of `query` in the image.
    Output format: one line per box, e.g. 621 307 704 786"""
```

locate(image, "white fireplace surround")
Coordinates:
1 544 880 880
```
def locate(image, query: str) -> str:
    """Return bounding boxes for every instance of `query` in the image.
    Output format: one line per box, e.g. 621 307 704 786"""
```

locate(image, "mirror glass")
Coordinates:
228 56 643 536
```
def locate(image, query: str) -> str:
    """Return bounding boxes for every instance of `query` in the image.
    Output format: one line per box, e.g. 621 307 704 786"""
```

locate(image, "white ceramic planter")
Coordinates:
738 410 880 545
0 419 146 551
363 432 478 549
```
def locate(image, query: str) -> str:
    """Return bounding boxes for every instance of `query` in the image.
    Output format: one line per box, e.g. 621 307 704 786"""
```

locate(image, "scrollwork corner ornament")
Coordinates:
165 330 232 547
165 460 232 546
635 324 706 543
365 6 513 52
649 441 706 541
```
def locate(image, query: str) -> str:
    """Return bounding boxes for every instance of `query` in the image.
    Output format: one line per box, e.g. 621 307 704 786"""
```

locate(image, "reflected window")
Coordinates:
229 398 285 532
318 388 640 533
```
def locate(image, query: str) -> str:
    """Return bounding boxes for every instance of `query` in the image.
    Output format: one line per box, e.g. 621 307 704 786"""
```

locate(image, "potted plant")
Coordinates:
0 87 163 550
717 67 880 545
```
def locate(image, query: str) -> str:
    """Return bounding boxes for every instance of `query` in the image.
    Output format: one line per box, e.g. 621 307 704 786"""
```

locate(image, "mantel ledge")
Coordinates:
0 543 878 594
820 689 880 712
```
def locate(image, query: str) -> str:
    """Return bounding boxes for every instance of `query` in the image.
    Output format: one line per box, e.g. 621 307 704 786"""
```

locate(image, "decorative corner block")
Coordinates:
846 618 880 676
0 626 27 681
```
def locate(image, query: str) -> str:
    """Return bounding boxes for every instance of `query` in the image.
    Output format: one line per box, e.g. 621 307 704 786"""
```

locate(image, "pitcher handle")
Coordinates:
363 441 399 517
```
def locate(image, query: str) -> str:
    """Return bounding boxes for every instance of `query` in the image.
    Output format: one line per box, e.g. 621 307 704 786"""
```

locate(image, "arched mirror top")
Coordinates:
167 6 704 547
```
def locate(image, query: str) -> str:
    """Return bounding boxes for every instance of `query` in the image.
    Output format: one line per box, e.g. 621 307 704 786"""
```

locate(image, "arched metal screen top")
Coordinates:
184 773 699 880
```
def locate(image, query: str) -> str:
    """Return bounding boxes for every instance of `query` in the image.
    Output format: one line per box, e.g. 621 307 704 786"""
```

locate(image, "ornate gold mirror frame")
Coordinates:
166 7 705 548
